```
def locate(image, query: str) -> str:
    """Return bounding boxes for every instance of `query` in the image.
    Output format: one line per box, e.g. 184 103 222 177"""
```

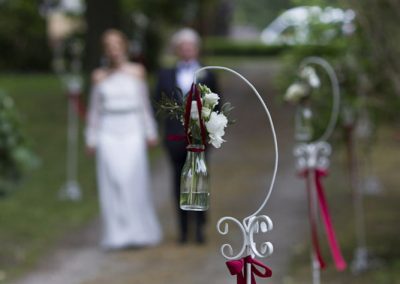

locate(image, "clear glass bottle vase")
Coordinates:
295 103 314 142
180 144 210 211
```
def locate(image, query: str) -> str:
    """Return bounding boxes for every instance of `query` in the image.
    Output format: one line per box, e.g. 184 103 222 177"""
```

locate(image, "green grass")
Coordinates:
0 74 98 281
285 127 400 283
0 73 163 282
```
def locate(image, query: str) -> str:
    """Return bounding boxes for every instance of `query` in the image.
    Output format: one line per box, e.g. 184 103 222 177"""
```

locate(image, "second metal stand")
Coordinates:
58 79 82 201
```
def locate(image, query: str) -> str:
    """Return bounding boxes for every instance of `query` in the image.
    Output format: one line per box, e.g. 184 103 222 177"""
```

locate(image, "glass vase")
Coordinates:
180 144 210 211
295 103 313 142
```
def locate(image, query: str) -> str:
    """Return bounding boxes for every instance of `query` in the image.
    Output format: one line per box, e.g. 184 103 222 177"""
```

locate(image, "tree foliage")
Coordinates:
234 0 292 29
0 0 51 71
279 0 400 143
349 0 400 99
84 0 221 71
0 89 38 196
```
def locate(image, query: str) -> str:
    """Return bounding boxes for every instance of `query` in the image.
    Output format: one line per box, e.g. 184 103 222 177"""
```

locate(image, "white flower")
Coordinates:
201 107 212 119
208 133 225 148
190 101 199 120
300 66 320 88
284 82 309 103
205 112 228 148
203 92 220 108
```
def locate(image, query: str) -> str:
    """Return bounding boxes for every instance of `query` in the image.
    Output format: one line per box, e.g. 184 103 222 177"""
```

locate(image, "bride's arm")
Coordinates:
127 63 158 146
85 71 104 151
138 76 158 145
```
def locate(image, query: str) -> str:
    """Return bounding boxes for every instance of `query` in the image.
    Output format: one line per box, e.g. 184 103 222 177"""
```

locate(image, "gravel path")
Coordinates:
14 61 308 284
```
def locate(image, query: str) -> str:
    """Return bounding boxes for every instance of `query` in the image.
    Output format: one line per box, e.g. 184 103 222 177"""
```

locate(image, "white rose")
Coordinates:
190 101 199 120
201 107 212 119
284 82 309 103
205 112 228 148
300 66 320 88
204 92 220 108
309 74 320 88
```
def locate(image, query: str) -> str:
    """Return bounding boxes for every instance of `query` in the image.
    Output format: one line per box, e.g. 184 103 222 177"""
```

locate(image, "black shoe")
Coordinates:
195 231 206 244
178 234 188 245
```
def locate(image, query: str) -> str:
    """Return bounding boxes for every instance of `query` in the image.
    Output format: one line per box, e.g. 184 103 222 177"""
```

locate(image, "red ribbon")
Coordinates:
226 256 272 284
182 83 207 152
67 92 86 120
167 134 186 141
300 168 347 271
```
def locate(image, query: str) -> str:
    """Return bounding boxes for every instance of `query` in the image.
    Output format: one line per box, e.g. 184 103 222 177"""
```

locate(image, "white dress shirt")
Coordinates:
176 60 201 95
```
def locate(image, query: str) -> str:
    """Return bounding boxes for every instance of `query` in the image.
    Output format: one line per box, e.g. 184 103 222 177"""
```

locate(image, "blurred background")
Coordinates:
0 0 399 283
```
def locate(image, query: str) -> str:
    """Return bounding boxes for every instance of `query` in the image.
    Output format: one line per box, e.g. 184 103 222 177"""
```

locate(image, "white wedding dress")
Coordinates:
86 70 162 249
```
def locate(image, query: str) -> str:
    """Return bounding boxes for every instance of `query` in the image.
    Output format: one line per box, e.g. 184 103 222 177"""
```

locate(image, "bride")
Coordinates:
85 29 162 249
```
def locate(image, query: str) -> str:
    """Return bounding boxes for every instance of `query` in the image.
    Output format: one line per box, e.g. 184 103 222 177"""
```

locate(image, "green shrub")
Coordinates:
203 38 289 57
203 37 346 59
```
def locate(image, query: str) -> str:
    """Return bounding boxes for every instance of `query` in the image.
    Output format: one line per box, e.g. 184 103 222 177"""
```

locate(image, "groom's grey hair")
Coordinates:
171 28 201 48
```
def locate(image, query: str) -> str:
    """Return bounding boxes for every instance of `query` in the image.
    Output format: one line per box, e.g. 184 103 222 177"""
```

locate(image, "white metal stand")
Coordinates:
293 57 341 284
350 87 375 273
309 170 321 284
295 142 332 284
194 66 278 284
53 39 84 201
355 86 383 196
58 77 82 201
350 149 369 273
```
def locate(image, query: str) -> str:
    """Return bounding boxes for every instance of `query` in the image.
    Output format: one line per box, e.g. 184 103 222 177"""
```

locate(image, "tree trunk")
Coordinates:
213 0 234 36
84 0 121 72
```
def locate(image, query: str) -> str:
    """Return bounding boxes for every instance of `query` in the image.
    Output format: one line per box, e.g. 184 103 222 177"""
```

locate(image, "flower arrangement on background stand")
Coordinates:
285 65 321 142
52 38 85 201
285 57 346 284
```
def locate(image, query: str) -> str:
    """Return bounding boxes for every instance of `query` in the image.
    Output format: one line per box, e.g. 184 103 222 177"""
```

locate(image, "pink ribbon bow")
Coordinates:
226 255 272 284
300 168 347 271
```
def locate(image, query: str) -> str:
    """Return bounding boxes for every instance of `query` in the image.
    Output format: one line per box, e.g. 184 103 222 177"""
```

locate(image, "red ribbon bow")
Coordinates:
167 84 208 152
300 168 347 271
183 83 207 151
226 256 272 284
67 91 86 120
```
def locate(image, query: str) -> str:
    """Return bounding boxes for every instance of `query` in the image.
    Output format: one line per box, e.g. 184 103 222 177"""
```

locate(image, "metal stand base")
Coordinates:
362 176 384 195
351 247 368 274
351 246 382 274
59 180 82 201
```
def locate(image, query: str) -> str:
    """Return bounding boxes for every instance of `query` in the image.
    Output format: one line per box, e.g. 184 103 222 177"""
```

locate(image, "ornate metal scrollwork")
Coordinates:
294 141 332 171
217 215 273 260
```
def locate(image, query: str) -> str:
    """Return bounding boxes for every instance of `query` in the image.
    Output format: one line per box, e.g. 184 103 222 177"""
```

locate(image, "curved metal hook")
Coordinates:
194 66 279 221
299 57 341 143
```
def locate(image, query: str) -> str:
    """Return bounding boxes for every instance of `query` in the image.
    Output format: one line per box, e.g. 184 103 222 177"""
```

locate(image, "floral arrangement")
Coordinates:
158 84 234 149
284 66 322 142
158 83 234 211
284 66 320 104
0 89 38 197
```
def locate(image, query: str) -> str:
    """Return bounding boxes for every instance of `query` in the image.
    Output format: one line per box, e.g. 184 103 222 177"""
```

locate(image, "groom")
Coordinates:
155 28 218 244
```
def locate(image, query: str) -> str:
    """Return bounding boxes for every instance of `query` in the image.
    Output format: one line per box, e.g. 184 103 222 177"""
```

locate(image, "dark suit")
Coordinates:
155 65 218 243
